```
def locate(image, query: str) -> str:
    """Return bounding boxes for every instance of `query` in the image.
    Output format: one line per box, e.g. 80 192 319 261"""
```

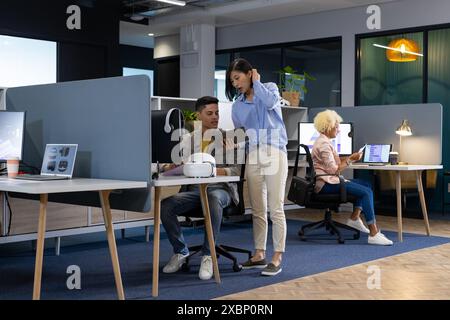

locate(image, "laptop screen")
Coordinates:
362 144 391 163
41 144 78 177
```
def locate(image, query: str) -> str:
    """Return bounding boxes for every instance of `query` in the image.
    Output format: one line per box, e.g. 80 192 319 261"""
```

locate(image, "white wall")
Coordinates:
180 24 215 98
216 0 450 106
154 34 180 58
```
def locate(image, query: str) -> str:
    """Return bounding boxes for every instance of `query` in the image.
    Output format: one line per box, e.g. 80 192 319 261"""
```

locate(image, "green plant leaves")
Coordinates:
182 109 198 121
276 66 315 93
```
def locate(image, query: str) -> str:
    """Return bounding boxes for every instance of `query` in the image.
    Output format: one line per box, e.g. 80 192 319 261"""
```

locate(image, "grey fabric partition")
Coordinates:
309 104 442 165
6 75 151 212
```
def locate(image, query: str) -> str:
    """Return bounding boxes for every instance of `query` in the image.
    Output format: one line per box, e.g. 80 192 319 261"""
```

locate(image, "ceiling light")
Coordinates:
373 38 423 62
130 14 145 21
156 0 186 6
148 33 154 37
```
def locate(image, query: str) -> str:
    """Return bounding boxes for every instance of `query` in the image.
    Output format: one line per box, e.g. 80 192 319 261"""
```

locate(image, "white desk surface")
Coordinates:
152 175 240 187
0 177 148 194
348 164 443 171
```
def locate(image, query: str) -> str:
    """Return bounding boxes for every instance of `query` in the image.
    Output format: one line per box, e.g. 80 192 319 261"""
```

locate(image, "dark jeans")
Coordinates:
160 185 232 256
319 179 376 225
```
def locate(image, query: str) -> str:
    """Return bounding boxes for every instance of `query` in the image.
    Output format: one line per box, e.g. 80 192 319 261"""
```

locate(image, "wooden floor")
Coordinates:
217 209 450 300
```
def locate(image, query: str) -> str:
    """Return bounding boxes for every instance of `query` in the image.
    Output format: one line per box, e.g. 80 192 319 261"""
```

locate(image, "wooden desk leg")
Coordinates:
395 171 403 242
33 194 48 300
199 184 221 284
99 190 125 300
152 186 161 297
416 170 431 236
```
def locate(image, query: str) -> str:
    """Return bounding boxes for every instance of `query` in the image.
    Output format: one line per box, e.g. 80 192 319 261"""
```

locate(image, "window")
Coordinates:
285 41 341 107
355 27 450 213
358 32 423 106
215 38 342 107
123 67 154 97
0 35 56 87
214 53 231 102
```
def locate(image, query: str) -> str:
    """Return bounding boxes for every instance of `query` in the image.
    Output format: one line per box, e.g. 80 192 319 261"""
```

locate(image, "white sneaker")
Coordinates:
199 255 213 280
162 253 189 273
368 231 393 246
346 218 370 234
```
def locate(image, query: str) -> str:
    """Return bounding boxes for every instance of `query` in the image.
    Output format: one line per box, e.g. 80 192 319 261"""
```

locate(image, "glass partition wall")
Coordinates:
215 38 342 107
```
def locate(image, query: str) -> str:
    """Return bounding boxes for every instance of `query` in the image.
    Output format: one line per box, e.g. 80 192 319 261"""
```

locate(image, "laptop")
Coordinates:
351 144 392 166
16 144 78 181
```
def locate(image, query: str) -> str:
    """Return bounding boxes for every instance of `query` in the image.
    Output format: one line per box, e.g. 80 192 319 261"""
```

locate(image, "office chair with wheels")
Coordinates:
288 144 360 244
181 163 251 272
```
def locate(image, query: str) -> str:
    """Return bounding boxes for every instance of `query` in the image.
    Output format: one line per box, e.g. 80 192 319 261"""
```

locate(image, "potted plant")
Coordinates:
182 109 199 132
277 66 315 107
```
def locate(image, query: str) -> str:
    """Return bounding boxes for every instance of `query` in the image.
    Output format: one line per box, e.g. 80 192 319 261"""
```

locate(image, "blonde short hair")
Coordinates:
313 110 343 134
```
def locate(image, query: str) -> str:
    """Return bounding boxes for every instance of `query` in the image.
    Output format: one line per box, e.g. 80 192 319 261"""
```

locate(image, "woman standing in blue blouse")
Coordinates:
226 58 288 276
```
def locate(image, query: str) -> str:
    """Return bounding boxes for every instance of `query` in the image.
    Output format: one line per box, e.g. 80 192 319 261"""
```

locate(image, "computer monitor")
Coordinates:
0 111 26 161
298 122 353 155
151 109 185 164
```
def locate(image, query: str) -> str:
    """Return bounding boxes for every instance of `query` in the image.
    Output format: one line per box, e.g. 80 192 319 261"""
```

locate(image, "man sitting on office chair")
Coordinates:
312 110 393 245
160 96 241 280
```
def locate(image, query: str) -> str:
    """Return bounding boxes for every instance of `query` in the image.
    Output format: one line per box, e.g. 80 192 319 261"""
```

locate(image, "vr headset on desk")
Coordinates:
183 153 216 178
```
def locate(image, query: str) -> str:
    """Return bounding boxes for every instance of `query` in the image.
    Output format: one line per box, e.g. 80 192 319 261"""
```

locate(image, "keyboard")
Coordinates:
15 174 70 181
351 163 387 167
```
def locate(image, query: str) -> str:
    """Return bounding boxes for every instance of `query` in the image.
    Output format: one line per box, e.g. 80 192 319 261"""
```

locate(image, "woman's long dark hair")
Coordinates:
225 58 253 101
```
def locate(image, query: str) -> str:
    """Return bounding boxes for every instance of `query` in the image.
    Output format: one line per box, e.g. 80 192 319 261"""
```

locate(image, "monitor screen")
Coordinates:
0 111 26 161
298 122 353 155
362 144 391 163
151 109 185 163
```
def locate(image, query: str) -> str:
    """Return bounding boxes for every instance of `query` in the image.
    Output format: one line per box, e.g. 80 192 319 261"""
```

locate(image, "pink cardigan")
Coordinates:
311 134 341 193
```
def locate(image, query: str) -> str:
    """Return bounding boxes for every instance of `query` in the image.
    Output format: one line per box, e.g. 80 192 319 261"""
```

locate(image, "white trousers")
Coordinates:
246 145 288 253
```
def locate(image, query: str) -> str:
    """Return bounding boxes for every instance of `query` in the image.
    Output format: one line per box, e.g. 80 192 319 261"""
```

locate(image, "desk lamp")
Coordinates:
395 119 412 165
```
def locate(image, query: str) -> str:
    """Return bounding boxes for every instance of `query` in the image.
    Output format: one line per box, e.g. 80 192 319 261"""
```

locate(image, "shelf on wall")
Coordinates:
281 106 308 110
151 96 197 102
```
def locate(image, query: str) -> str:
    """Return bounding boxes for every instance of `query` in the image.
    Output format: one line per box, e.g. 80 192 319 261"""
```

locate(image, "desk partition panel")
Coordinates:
5 75 151 212
309 104 442 165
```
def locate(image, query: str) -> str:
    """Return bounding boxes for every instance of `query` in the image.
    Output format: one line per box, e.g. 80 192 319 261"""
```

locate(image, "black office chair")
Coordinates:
181 162 251 272
289 144 360 244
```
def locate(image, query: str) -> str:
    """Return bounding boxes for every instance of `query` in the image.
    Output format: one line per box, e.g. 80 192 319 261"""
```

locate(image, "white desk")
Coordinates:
151 175 240 297
349 164 443 242
0 177 147 300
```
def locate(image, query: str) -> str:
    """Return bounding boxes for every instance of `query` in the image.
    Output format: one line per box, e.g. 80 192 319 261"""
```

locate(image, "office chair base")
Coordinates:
182 244 251 272
298 210 360 244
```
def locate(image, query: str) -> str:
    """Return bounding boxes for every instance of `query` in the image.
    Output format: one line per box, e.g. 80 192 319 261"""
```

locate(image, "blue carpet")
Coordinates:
0 219 449 300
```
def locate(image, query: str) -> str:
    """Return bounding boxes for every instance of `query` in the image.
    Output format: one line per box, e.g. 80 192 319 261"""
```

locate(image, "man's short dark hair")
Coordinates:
195 96 219 112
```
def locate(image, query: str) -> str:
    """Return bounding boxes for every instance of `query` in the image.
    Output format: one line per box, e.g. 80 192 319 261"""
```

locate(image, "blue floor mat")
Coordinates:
0 219 448 300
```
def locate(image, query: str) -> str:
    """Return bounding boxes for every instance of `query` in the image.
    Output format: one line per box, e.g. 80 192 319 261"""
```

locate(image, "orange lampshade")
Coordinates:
386 38 420 62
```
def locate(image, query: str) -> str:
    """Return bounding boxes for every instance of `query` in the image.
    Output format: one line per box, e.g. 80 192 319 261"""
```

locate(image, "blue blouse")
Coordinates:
231 80 288 153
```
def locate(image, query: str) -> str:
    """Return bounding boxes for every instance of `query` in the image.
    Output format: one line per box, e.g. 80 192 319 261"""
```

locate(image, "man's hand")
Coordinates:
161 163 177 172
252 69 261 82
222 138 236 151
216 168 228 176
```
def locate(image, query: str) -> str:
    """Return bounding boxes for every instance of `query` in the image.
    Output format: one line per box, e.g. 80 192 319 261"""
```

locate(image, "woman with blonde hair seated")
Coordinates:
312 109 393 246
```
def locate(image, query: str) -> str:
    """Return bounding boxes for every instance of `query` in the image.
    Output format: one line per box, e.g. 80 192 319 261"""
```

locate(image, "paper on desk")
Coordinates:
358 144 367 153
161 165 184 176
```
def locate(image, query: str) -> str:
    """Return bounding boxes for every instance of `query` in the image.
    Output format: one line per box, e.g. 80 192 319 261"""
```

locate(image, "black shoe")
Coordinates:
240 258 268 270
261 263 282 276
